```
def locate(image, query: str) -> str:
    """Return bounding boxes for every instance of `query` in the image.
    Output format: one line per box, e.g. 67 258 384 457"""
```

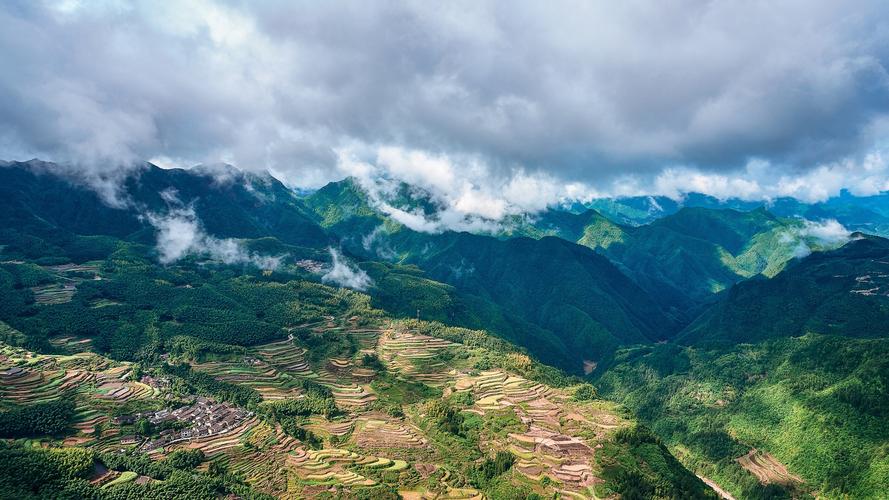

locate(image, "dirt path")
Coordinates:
697 475 737 500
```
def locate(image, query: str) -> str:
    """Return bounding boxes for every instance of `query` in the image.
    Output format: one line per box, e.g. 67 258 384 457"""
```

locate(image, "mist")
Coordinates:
321 248 373 291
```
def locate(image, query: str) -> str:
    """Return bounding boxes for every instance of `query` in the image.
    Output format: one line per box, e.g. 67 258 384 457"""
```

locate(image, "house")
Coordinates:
112 415 137 425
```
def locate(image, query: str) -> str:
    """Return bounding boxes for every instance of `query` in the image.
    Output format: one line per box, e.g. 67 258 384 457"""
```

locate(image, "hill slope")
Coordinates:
0 160 329 254
597 334 889 499
305 179 677 371
596 236 889 499
681 234 889 344
505 206 817 318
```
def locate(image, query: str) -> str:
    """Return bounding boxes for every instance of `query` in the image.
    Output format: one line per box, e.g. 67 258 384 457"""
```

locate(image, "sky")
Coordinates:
3 0 889 222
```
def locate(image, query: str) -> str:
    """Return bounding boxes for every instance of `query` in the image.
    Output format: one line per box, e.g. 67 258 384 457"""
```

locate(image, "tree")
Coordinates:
573 384 598 401
135 418 153 437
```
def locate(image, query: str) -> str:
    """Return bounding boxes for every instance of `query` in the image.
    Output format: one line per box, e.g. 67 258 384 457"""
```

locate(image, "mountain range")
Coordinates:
1 159 888 498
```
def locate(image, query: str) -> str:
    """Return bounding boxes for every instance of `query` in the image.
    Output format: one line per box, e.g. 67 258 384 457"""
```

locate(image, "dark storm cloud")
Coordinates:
1 0 889 204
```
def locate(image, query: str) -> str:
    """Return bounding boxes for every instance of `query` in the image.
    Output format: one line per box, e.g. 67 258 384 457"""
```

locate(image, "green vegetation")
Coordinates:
506 206 833 322
371 372 442 406
0 445 96 499
260 381 337 417
598 425 718 499
682 234 889 344
164 363 263 408
598 334 889 498
305 178 677 371
424 399 467 437
470 450 516 489
573 383 598 401
0 399 75 437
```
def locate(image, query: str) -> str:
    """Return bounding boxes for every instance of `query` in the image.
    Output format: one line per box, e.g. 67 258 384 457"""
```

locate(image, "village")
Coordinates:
113 396 252 451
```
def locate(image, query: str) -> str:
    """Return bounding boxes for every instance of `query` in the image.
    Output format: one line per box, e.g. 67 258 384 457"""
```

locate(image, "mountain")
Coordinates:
573 193 763 226
390 231 673 365
0 233 716 499
4 159 889 498
568 195 680 225
0 165 678 373
574 189 889 237
0 160 329 258
767 190 889 237
504 205 820 319
305 179 678 371
592 235 889 499
601 207 808 310
680 233 889 344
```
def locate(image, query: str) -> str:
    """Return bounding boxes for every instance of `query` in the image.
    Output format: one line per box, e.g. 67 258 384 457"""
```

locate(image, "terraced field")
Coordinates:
191 359 304 400
378 329 458 386
203 422 298 494
736 449 803 486
399 467 484 500
313 365 378 409
352 413 428 450
178 416 263 457
29 262 104 305
0 365 96 404
253 339 314 377
286 447 408 487
44 262 102 276
193 350 379 408
344 328 383 350
0 322 636 499
94 380 154 402
453 370 628 495
30 283 77 304
49 336 94 353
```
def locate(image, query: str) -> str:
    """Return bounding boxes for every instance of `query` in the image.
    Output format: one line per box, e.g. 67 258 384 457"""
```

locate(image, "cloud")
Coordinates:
791 241 814 259
780 218 852 259
321 248 373 291
800 219 852 245
145 206 284 269
649 152 889 203
2 0 889 209
362 226 396 260
337 145 575 233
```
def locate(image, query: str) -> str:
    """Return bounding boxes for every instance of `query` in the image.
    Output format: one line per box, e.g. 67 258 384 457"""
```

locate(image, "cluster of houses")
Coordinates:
114 397 252 451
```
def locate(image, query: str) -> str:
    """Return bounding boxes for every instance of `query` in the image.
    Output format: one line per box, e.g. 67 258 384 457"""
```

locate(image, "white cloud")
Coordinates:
362 226 396 260
800 219 852 245
335 145 588 233
779 218 853 259
791 241 813 259
327 142 889 233
3 0 889 206
643 151 889 203
321 247 373 291
144 206 284 269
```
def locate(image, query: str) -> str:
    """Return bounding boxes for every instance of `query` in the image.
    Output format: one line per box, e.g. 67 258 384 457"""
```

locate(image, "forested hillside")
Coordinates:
306 177 678 371
502 206 836 319
597 335 889 499
681 234 889 344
